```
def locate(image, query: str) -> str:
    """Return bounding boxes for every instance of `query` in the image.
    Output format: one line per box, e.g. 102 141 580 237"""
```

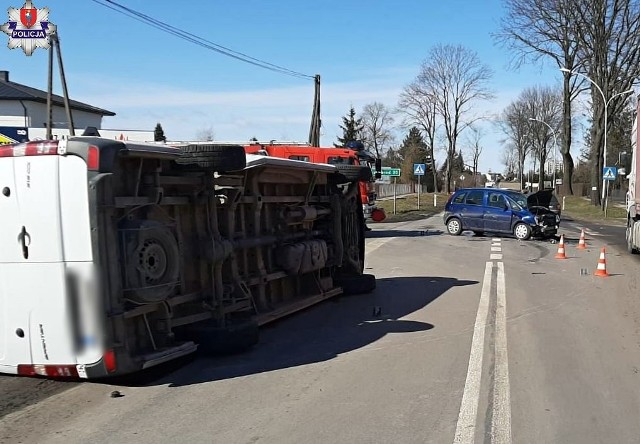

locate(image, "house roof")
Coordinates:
0 70 115 116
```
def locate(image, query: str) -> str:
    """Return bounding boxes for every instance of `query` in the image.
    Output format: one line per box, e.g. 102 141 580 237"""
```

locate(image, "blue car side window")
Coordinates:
488 192 506 208
453 192 466 204
464 190 484 206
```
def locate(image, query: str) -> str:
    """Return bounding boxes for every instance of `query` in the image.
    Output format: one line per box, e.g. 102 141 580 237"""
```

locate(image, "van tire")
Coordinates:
333 165 373 183
174 144 246 172
340 184 366 275
627 219 638 254
120 220 181 303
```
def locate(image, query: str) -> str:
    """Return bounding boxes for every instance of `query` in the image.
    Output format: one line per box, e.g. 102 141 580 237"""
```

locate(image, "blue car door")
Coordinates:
460 189 485 230
483 191 512 233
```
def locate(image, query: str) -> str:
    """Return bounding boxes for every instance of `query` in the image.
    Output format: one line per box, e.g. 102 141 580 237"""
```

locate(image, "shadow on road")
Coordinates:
107 276 478 388
366 229 443 238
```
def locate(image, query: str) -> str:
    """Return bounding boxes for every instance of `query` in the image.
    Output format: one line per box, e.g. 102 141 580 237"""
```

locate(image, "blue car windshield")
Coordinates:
504 192 528 210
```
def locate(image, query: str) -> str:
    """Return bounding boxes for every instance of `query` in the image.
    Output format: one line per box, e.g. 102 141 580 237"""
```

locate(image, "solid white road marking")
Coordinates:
492 262 512 444
491 247 502 252
490 254 503 260
453 262 493 444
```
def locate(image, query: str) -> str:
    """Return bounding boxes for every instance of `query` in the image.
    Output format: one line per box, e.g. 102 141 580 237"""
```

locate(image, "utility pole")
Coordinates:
46 34 53 139
45 31 75 139
308 74 321 146
53 34 75 136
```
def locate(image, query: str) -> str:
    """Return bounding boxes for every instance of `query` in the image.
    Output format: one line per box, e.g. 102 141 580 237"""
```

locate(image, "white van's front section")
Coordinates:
0 145 105 377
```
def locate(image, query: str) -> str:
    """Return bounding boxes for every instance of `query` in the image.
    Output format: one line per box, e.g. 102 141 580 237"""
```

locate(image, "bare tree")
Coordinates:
523 86 563 189
495 0 584 195
498 98 533 190
464 126 484 185
195 125 215 141
415 44 494 192
573 0 640 206
361 102 395 158
397 81 439 191
501 143 518 178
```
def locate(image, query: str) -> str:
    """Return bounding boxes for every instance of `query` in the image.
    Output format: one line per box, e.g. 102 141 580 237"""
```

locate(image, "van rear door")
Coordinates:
0 145 93 375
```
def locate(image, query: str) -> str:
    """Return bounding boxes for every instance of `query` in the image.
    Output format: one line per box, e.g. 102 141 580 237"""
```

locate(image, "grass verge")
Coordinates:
561 195 627 225
374 193 448 223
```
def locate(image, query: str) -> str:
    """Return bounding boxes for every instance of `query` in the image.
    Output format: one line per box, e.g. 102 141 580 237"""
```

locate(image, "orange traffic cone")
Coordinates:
555 234 567 259
594 247 609 277
577 229 587 250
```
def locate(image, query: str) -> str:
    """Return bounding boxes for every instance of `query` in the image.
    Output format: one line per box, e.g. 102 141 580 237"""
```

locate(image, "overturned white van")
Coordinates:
0 137 375 379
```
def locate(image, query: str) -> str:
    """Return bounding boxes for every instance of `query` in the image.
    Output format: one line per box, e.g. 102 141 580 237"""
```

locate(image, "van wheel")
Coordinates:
332 165 373 183
446 218 463 235
120 220 181 303
627 219 638 254
514 222 531 240
340 183 365 274
174 144 246 172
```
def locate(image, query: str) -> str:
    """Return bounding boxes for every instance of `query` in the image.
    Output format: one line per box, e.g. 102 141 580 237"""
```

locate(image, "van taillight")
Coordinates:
0 141 59 157
18 364 79 378
103 349 117 373
87 145 100 170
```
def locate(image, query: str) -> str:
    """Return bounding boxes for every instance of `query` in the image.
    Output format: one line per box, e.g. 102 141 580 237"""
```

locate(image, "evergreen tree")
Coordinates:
398 127 430 187
335 106 364 147
154 123 166 142
381 146 402 169
440 152 470 175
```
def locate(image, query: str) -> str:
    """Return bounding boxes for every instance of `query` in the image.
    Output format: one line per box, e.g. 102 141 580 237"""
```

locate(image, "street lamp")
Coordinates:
529 117 558 190
559 67 634 203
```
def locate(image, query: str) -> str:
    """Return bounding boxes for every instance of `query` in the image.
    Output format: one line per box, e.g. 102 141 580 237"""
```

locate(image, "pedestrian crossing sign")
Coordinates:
603 166 617 181
413 163 426 176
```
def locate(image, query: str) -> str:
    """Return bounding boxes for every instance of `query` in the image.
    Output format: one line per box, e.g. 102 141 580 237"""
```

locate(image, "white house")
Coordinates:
0 70 152 143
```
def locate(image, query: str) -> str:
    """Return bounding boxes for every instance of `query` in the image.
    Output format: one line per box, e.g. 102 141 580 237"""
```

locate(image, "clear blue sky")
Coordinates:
2 0 568 173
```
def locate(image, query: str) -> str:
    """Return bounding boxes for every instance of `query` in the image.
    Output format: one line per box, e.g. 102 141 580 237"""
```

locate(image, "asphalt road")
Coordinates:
2 214 640 443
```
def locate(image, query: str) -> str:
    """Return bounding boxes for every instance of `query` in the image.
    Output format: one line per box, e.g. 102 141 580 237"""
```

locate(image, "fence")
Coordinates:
375 183 430 198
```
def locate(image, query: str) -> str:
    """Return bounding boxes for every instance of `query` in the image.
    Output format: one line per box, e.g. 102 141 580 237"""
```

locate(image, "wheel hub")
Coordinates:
138 239 168 283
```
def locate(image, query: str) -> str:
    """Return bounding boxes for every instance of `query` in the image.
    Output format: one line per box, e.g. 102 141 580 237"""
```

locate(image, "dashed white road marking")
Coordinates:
492 262 512 444
453 262 493 444
491 246 502 252
490 253 503 260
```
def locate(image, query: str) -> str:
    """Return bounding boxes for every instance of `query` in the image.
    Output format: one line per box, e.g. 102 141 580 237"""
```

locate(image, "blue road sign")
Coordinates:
603 166 617 181
413 163 426 176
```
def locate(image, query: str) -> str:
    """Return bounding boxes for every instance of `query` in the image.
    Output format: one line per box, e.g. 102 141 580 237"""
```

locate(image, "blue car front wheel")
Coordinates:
514 222 531 240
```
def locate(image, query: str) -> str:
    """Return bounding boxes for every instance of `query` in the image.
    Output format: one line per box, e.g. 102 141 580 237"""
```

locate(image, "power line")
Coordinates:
91 0 314 80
